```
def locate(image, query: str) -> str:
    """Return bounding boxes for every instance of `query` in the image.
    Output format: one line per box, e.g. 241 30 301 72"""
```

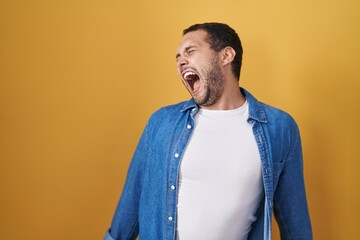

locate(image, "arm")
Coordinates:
273 124 312 239
104 120 151 240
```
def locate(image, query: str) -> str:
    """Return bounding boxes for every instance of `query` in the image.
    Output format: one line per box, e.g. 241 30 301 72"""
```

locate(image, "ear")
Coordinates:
221 46 236 66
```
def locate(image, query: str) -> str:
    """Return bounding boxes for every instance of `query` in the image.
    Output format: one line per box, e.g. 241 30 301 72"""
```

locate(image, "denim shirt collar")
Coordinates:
180 87 267 123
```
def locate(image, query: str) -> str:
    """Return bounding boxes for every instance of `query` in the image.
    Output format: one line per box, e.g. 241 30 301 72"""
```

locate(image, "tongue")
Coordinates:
192 79 201 93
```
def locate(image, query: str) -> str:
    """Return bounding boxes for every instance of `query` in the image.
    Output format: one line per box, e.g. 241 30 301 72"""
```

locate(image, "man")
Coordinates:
104 23 312 240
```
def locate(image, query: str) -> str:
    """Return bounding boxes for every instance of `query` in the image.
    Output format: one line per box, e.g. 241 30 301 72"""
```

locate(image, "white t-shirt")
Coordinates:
176 101 264 240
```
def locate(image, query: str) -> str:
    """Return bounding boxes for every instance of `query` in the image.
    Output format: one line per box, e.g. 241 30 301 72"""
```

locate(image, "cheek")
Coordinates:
176 67 182 77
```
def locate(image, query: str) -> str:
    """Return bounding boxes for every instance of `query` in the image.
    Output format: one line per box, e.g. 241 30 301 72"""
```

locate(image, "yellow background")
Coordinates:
1 0 359 239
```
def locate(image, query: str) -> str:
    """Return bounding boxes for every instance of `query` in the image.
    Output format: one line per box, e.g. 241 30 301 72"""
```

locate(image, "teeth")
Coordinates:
184 71 196 79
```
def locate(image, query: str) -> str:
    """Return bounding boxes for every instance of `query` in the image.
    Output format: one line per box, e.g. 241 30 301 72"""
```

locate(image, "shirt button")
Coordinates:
186 124 192 129
170 185 176 190
168 216 173 221
174 153 179 158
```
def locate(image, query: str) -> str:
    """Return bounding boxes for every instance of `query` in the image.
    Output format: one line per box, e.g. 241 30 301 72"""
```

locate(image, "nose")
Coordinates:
177 55 188 69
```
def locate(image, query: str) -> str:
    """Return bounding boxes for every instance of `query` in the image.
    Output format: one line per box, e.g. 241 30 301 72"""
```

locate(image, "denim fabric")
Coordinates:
104 88 312 240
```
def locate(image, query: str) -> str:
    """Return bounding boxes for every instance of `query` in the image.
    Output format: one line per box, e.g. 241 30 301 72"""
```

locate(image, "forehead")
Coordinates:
176 30 210 53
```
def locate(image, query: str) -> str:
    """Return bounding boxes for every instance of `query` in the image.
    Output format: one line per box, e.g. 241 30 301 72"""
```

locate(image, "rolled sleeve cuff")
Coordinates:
104 230 115 240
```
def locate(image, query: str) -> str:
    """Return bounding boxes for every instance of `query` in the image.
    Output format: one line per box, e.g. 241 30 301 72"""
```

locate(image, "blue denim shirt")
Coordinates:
104 88 312 240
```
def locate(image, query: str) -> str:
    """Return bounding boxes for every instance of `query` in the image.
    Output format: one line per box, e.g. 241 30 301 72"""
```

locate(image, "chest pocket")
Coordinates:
273 160 286 177
273 160 286 189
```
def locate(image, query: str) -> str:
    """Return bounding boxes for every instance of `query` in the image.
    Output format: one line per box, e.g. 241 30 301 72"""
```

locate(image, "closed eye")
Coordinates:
187 49 195 55
175 46 197 61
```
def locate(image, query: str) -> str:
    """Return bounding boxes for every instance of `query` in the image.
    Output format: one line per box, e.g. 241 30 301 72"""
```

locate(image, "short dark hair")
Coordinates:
183 22 243 80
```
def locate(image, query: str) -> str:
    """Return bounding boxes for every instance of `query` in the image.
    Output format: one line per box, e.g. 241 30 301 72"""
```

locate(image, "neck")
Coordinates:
200 79 245 110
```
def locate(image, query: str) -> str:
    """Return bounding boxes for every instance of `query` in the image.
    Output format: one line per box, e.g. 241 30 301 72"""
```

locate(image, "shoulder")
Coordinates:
155 101 189 115
147 100 191 126
257 101 301 149
243 88 297 129
261 102 298 127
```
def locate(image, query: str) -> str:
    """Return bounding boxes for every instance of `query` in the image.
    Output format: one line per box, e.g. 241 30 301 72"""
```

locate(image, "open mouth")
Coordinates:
183 71 200 93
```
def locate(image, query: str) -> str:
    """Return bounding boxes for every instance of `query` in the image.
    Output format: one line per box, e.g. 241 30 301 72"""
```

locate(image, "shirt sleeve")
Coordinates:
103 231 115 240
104 118 152 240
273 122 312 239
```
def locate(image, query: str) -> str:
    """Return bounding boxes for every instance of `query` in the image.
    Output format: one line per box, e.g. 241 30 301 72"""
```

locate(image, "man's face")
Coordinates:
176 30 225 107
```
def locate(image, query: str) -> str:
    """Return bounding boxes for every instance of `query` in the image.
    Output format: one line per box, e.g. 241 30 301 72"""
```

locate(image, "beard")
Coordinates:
194 57 225 107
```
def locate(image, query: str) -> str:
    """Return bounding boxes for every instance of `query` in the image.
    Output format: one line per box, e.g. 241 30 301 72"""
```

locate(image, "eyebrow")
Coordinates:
175 46 195 60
